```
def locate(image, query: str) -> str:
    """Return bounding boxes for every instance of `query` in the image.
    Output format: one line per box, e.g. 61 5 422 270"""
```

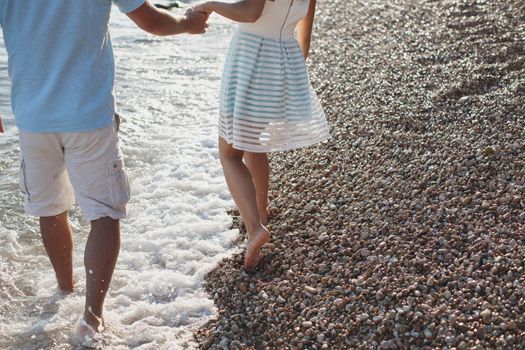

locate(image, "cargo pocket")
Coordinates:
106 156 131 210
19 158 30 202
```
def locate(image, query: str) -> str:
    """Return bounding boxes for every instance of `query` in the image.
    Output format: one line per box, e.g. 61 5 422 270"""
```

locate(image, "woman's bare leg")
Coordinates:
219 137 270 270
243 152 269 225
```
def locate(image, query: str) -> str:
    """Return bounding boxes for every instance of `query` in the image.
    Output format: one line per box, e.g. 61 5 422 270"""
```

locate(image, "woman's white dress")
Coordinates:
219 0 330 152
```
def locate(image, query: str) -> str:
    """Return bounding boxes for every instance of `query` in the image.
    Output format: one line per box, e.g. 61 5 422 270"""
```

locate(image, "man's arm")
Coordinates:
296 0 316 59
126 1 208 35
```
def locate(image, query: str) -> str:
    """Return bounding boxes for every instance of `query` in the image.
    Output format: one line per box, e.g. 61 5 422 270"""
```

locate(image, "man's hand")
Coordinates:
184 8 208 34
0 116 4 133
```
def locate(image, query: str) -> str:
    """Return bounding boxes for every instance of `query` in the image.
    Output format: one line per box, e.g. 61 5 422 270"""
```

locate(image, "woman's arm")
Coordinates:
126 1 208 35
296 0 316 59
194 0 266 23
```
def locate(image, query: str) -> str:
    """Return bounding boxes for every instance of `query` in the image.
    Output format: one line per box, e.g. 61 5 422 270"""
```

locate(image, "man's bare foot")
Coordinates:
73 307 105 344
244 226 270 272
59 284 74 294
73 317 97 345
85 308 103 330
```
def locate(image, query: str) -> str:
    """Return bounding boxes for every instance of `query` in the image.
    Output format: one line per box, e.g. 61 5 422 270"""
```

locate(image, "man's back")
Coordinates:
0 0 143 132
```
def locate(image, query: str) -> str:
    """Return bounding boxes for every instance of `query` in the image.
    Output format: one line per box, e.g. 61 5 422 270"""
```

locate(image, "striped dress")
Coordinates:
219 0 329 152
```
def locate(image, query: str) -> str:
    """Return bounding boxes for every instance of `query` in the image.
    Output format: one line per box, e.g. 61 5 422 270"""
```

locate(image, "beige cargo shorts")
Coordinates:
18 118 130 221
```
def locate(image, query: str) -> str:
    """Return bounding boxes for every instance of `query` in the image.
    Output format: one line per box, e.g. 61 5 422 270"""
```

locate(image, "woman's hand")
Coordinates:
184 8 209 31
193 2 214 17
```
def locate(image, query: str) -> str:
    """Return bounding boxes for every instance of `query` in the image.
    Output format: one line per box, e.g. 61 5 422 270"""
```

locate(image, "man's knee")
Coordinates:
90 216 119 226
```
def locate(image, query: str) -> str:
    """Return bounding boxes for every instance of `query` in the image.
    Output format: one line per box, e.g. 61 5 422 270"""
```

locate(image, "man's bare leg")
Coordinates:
81 217 120 333
244 152 270 225
40 211 74 292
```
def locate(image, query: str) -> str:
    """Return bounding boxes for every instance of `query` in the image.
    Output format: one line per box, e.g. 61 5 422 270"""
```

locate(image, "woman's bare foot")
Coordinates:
244 226 270 272
260 206 278 226
260 213 268 226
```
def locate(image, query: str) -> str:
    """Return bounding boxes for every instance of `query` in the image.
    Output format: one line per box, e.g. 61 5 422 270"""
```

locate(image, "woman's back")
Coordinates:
238 0 309 40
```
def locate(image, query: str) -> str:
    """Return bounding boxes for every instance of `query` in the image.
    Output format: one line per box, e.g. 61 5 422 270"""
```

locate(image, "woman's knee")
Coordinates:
219 138 244 160
244 152 268 163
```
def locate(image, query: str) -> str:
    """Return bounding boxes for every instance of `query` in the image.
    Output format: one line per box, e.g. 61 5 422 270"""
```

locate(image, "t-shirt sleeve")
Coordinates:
113 0 146 14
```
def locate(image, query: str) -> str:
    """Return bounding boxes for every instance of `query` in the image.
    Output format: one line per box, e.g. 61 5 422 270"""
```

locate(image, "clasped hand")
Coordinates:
184 6 209 34
186 2 214 20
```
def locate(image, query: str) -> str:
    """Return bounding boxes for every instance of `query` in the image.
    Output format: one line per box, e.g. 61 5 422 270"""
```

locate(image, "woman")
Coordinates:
193 0 329 271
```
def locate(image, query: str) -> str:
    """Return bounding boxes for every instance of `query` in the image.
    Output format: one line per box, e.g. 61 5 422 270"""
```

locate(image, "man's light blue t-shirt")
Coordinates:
0 0 145 132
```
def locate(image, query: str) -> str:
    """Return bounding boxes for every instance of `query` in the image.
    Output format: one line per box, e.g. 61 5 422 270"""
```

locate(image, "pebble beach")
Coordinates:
195 0 525 349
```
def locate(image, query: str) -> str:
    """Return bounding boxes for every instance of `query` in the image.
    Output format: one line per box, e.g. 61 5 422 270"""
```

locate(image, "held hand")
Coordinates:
185 6 209 22
193 2 213 17
184 8 209 34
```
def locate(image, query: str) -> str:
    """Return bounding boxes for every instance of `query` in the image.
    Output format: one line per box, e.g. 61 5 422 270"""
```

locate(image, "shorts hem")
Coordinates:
24 204 72 218
84 210 127 222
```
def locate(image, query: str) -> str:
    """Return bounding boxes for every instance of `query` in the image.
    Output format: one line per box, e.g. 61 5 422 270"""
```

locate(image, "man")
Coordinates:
0 0 207 342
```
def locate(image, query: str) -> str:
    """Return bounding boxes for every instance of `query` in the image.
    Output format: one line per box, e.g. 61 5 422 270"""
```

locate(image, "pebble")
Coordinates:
333 298 344 308
356 313 369 322
305 285 318 294
426 276 435 287
360 248 371 257
480 309 492 324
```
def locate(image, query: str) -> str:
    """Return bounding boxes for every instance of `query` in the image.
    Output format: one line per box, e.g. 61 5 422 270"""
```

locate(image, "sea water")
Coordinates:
0 4 237 349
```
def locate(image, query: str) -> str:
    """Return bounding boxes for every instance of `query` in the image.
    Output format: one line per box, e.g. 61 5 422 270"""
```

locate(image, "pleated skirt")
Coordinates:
218 30 330 153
